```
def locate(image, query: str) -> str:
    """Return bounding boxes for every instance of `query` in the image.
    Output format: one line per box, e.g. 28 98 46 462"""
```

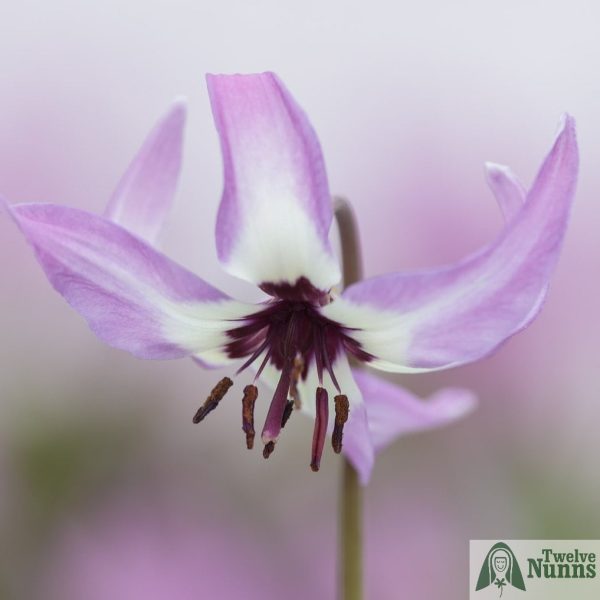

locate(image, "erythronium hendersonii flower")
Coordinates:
2 73 577 484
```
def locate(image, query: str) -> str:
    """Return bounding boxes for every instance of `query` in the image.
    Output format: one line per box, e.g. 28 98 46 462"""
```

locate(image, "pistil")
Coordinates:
219 293 369 470
260 360 292 448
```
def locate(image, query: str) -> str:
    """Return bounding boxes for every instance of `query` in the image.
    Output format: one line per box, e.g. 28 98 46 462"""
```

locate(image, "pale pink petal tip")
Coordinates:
484 162 526 222
104 100 187 245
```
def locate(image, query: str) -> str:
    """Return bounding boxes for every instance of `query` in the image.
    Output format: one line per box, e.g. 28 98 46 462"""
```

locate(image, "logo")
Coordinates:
475 542 526 596
470 540 600 599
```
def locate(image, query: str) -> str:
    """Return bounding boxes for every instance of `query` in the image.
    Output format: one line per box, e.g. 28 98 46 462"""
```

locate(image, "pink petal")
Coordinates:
348 368 476 455
206 72 341 291
343 370 475 485
323 115 578 372
485 162 526 221
340 403 375 486
104 100 186 245
485 161 549 322
7 202 247 363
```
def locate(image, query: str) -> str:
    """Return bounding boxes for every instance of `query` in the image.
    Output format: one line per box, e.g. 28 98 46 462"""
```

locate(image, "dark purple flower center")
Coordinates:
192 278 370 471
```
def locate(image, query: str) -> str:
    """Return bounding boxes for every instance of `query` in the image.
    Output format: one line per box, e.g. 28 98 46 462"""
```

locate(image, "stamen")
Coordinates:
193 377 233 423
332 394 350 454
289 354 304 409
223 293 368 469
283 309 300 357
281 400 294 429
241 384 258 449
320 327 341 393
310 387 329 472
263 441 275 459
236 335 270 375
314 333 324 386
253 346 273 382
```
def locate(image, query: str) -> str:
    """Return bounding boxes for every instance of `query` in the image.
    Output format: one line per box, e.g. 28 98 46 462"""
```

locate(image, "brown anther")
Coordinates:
263 441 275 459
289 355 304 409
192 377 233 424
241 384 258 449
331 394 350 454
281 400 294 429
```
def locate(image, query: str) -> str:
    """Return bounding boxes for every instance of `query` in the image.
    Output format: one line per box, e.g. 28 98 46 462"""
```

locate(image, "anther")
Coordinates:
263 441 275 459
310 387 329 472
193 377 233 424
332 394 350 454
289 355 304 409
241 384 258 449
281 400 294 429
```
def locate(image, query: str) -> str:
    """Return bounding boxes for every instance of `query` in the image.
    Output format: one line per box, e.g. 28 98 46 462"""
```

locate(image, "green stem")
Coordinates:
340 457 363 600
334 197 364 287
334 197 364 600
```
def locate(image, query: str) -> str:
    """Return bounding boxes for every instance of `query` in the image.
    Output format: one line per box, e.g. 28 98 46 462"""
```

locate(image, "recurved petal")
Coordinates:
104 100 186 245
485 162 526 221
345 369 476 468
323 115 578 373
206 72 341 291
7 202 250 362
485 161 550 323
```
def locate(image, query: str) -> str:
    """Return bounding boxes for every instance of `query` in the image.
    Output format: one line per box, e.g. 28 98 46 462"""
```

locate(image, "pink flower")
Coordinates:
3 73 577 483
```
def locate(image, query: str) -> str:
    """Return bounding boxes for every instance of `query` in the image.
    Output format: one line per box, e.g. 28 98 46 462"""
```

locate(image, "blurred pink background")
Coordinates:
1 1 599 598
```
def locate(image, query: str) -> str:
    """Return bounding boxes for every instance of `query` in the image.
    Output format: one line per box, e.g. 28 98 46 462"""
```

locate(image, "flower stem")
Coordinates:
334 197 364 600
334 197 363 289
340 457 363 600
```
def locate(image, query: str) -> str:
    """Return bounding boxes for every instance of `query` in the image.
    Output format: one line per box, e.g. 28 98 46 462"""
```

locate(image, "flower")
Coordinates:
2 73 577 483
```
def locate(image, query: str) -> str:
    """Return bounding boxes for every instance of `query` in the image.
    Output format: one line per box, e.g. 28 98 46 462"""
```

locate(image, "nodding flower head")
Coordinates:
3 73 577 483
